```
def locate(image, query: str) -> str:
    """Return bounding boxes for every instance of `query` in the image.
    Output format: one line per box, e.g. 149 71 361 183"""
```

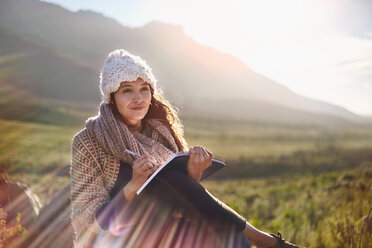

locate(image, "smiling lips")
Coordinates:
131 106 145 111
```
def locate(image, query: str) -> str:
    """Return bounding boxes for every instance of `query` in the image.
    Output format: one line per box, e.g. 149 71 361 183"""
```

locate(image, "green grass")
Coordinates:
1 117 372 247
0 119 76 172
183 118 372 160
1 117 371 200
0 119 76 205
201 166 372 247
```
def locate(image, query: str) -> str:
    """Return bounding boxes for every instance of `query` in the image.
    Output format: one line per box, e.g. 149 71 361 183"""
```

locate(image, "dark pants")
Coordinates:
153 168 247 231
96 162 250 247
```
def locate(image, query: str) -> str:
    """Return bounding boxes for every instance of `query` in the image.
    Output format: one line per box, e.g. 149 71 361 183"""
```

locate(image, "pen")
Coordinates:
125 149 141 158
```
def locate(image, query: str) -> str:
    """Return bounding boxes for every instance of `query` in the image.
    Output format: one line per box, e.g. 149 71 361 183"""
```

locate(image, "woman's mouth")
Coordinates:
131 106 145 111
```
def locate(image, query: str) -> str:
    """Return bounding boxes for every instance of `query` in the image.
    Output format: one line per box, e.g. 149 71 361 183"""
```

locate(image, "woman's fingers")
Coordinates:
189 147 196 160
200 147 212 168
192 146 210 163
206 148 213 165
135 154 157 163
141 162 155 175
141 162 153 171
195 146 202 162
201 147 209 161
134 155 158 167
145 164 158 175
130 155 159 187
186 146 211 171
206 148 213 158
133 155 159 178
134 161 157 177
139 160 152 169
187 146 212 181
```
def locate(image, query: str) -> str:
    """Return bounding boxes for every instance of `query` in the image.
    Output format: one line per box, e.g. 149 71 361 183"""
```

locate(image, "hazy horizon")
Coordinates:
41 0 372 117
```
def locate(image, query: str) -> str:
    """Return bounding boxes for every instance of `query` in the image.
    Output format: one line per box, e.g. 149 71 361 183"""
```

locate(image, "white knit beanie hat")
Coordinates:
100 49 157 103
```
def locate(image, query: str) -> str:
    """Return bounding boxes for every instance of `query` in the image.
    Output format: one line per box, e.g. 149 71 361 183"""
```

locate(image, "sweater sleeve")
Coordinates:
70 131 110 248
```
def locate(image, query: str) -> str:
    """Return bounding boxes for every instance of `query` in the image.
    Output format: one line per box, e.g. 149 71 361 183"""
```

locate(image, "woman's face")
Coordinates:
112 78 152 128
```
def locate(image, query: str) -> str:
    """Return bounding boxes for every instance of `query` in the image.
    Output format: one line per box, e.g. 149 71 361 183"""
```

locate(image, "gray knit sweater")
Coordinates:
70 113 180 248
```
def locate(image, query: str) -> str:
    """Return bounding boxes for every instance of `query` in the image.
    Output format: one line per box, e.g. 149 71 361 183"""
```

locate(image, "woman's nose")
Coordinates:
133 91 142 102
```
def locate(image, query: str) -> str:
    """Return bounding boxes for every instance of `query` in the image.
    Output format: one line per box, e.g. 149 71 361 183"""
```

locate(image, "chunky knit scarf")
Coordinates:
85 103 179 165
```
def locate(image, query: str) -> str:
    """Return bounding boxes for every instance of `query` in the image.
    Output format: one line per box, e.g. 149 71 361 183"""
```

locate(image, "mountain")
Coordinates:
0 0 370 126
0 25 96 125
0 25 99 103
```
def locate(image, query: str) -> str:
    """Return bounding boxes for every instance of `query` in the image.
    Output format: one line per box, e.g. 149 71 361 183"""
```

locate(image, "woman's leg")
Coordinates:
153 168 278 248
155 169 246 231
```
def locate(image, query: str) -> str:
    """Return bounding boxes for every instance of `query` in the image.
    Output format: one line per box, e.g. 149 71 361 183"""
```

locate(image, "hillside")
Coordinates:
0 0 369 126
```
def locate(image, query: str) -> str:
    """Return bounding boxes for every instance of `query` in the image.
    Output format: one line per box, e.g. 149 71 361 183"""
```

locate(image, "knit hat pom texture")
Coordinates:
100 49 157 103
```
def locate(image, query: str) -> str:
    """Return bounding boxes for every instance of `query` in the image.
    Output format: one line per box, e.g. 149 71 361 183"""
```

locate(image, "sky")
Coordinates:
41 0 372 116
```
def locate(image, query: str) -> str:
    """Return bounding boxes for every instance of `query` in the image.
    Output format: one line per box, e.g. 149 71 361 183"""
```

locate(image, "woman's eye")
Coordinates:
123 89 132 93
141 87 149 91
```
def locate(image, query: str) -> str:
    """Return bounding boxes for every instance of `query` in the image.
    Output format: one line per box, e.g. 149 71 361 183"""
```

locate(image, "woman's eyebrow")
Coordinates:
119 82 148 88
119 84 133 88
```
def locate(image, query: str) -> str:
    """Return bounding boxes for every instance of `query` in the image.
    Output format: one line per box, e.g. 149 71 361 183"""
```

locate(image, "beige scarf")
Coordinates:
85 103 179 165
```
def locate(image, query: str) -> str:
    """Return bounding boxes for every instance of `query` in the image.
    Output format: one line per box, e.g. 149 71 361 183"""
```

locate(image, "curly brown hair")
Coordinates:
109 87 188 151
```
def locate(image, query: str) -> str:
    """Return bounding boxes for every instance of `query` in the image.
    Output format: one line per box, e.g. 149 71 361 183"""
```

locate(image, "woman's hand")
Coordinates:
123 154 159 200
187 146 213 182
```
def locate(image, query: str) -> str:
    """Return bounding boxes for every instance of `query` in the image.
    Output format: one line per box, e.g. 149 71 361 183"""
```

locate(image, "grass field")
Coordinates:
1 117 371 199
0 119 76 203
1 117 371 247
184 118 372 160
202 166 372 247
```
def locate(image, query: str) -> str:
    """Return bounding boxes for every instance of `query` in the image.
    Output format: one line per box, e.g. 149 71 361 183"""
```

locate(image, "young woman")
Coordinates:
70 49 304 248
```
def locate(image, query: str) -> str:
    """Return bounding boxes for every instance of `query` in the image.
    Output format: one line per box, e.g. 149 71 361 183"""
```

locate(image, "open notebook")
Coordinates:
136 152 227 195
